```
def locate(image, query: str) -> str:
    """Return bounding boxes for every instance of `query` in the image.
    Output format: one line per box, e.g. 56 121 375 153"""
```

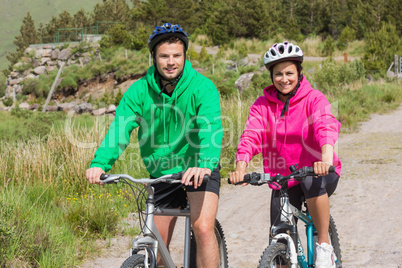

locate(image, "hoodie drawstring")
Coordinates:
163 97 167 147
174 90 178 131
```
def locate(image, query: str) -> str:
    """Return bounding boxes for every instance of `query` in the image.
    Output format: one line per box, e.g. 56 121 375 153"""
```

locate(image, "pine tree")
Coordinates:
5 12 38 73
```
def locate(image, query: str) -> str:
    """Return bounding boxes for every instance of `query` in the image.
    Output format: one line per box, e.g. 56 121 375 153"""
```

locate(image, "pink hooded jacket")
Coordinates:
236 75 341 189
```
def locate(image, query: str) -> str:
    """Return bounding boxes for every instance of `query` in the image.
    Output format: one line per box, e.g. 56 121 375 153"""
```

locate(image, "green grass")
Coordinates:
0 0 103 70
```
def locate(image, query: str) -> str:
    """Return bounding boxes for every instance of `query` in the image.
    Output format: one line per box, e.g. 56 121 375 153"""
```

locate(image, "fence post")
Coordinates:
42 62 65 113
125 49 128 60
395 55 399 78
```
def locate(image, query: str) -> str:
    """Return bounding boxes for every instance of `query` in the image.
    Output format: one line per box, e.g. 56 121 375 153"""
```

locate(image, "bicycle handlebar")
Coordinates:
100 171 210 185
228 165 335 186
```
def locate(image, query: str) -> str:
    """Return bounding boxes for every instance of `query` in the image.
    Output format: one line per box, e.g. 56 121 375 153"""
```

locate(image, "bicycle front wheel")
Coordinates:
190 219 229 268
120 254 146 268
258 242 291 268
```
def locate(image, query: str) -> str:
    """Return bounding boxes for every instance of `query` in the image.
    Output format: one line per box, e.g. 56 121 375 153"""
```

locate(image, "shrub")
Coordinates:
322 36 335 56
22 78 39 95
312 59 366 95
3 97 13 107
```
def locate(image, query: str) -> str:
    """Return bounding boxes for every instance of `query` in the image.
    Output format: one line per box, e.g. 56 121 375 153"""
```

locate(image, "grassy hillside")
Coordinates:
0 0 103 70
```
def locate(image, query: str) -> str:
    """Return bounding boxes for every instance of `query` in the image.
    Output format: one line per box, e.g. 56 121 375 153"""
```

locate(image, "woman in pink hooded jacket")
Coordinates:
229 41 341 268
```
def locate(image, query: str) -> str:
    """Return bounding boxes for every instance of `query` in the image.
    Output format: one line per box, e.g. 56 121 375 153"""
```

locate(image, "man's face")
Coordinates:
154 42 185 81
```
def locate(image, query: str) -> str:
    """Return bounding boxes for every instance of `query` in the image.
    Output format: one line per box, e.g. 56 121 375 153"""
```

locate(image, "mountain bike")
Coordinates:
230 165 342 268
100 172 229 268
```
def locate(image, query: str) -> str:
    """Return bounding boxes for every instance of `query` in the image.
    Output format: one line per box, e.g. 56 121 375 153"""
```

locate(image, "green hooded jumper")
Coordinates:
90 61 223 177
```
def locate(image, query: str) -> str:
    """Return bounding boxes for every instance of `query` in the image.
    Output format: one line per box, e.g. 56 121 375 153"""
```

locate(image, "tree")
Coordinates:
363 22 401 72
337 26 356 51
131 0 168 28
322 35 335 56
73 9 91 29
92 0 131 30
5 12 38 73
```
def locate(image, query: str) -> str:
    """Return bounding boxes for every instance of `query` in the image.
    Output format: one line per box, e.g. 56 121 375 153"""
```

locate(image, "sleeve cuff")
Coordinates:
235 153 251 165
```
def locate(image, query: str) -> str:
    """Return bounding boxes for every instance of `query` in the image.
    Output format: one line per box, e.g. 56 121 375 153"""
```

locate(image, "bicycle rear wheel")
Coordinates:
190 219 229 268
120 254 146 268
313 215 342 268
258 242 291 268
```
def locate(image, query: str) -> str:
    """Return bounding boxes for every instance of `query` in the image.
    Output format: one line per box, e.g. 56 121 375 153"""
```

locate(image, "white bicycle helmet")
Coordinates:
264 41 303 70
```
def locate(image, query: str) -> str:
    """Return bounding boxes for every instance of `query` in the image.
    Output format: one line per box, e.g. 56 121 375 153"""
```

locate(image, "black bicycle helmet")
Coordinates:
148 23 189 53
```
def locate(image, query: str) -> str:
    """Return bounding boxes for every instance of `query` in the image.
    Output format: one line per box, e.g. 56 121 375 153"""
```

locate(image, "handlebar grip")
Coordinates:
227 173 251 185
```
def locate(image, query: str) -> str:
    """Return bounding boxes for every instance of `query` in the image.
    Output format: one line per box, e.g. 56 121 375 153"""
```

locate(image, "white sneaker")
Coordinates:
315 242 336 268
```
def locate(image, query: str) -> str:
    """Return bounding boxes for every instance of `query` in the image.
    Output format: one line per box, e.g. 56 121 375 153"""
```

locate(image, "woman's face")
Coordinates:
272 61 299 95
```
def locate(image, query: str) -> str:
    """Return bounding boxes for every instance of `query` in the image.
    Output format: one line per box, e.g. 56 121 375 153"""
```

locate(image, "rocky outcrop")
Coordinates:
4 44 95 100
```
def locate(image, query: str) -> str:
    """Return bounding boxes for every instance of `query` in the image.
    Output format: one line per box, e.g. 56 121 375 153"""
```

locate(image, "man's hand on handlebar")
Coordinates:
182 167 211 188
86 167 105 185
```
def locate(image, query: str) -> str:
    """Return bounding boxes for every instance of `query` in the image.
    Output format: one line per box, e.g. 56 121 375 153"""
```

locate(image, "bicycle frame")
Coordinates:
270 189 316 268
130 184 192 268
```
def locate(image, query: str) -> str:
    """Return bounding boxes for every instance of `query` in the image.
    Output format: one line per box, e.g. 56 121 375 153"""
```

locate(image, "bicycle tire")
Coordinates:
120 254 147 268
313 215 343 268
190 219 229 268
258 242 291 268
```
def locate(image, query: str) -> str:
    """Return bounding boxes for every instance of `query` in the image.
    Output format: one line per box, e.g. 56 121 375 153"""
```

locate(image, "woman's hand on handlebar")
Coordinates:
182 167 211 189
86 167 105 185
229 161 248 186
313 161 332 176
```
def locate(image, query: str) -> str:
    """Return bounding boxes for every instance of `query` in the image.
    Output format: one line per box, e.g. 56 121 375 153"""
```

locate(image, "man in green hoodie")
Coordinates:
86 23 223 267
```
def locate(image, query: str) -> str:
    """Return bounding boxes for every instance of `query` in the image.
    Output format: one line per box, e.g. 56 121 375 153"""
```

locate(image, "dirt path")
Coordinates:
81 105 402 268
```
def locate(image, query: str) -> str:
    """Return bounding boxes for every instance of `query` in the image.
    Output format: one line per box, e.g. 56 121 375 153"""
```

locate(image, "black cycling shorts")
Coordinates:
153 166 221 209
270 172 339 226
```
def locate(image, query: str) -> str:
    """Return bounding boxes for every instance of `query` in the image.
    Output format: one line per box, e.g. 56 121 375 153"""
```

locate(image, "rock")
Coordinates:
25 47 35 55
46 66 57 73
58 48 72 61
239 57 248 67
47 60 57 66
14 85 23 94
13 62 23 69
51 49 60 60
107 104 116 113
42 49 52 57
10 72 19 79
35 49 43 59
29 103 40 110
33 66 46 75
234 72 255 93
46 105 59 112
19 102 30 109
40 57 51 65
79 102 93 113
72 102 93 114
92 108 107 116
24 74 37 80
9 79 22 86
58 102 77 112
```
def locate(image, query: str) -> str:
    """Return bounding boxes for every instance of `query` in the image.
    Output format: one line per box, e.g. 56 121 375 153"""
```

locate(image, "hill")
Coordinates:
0 0 103 70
